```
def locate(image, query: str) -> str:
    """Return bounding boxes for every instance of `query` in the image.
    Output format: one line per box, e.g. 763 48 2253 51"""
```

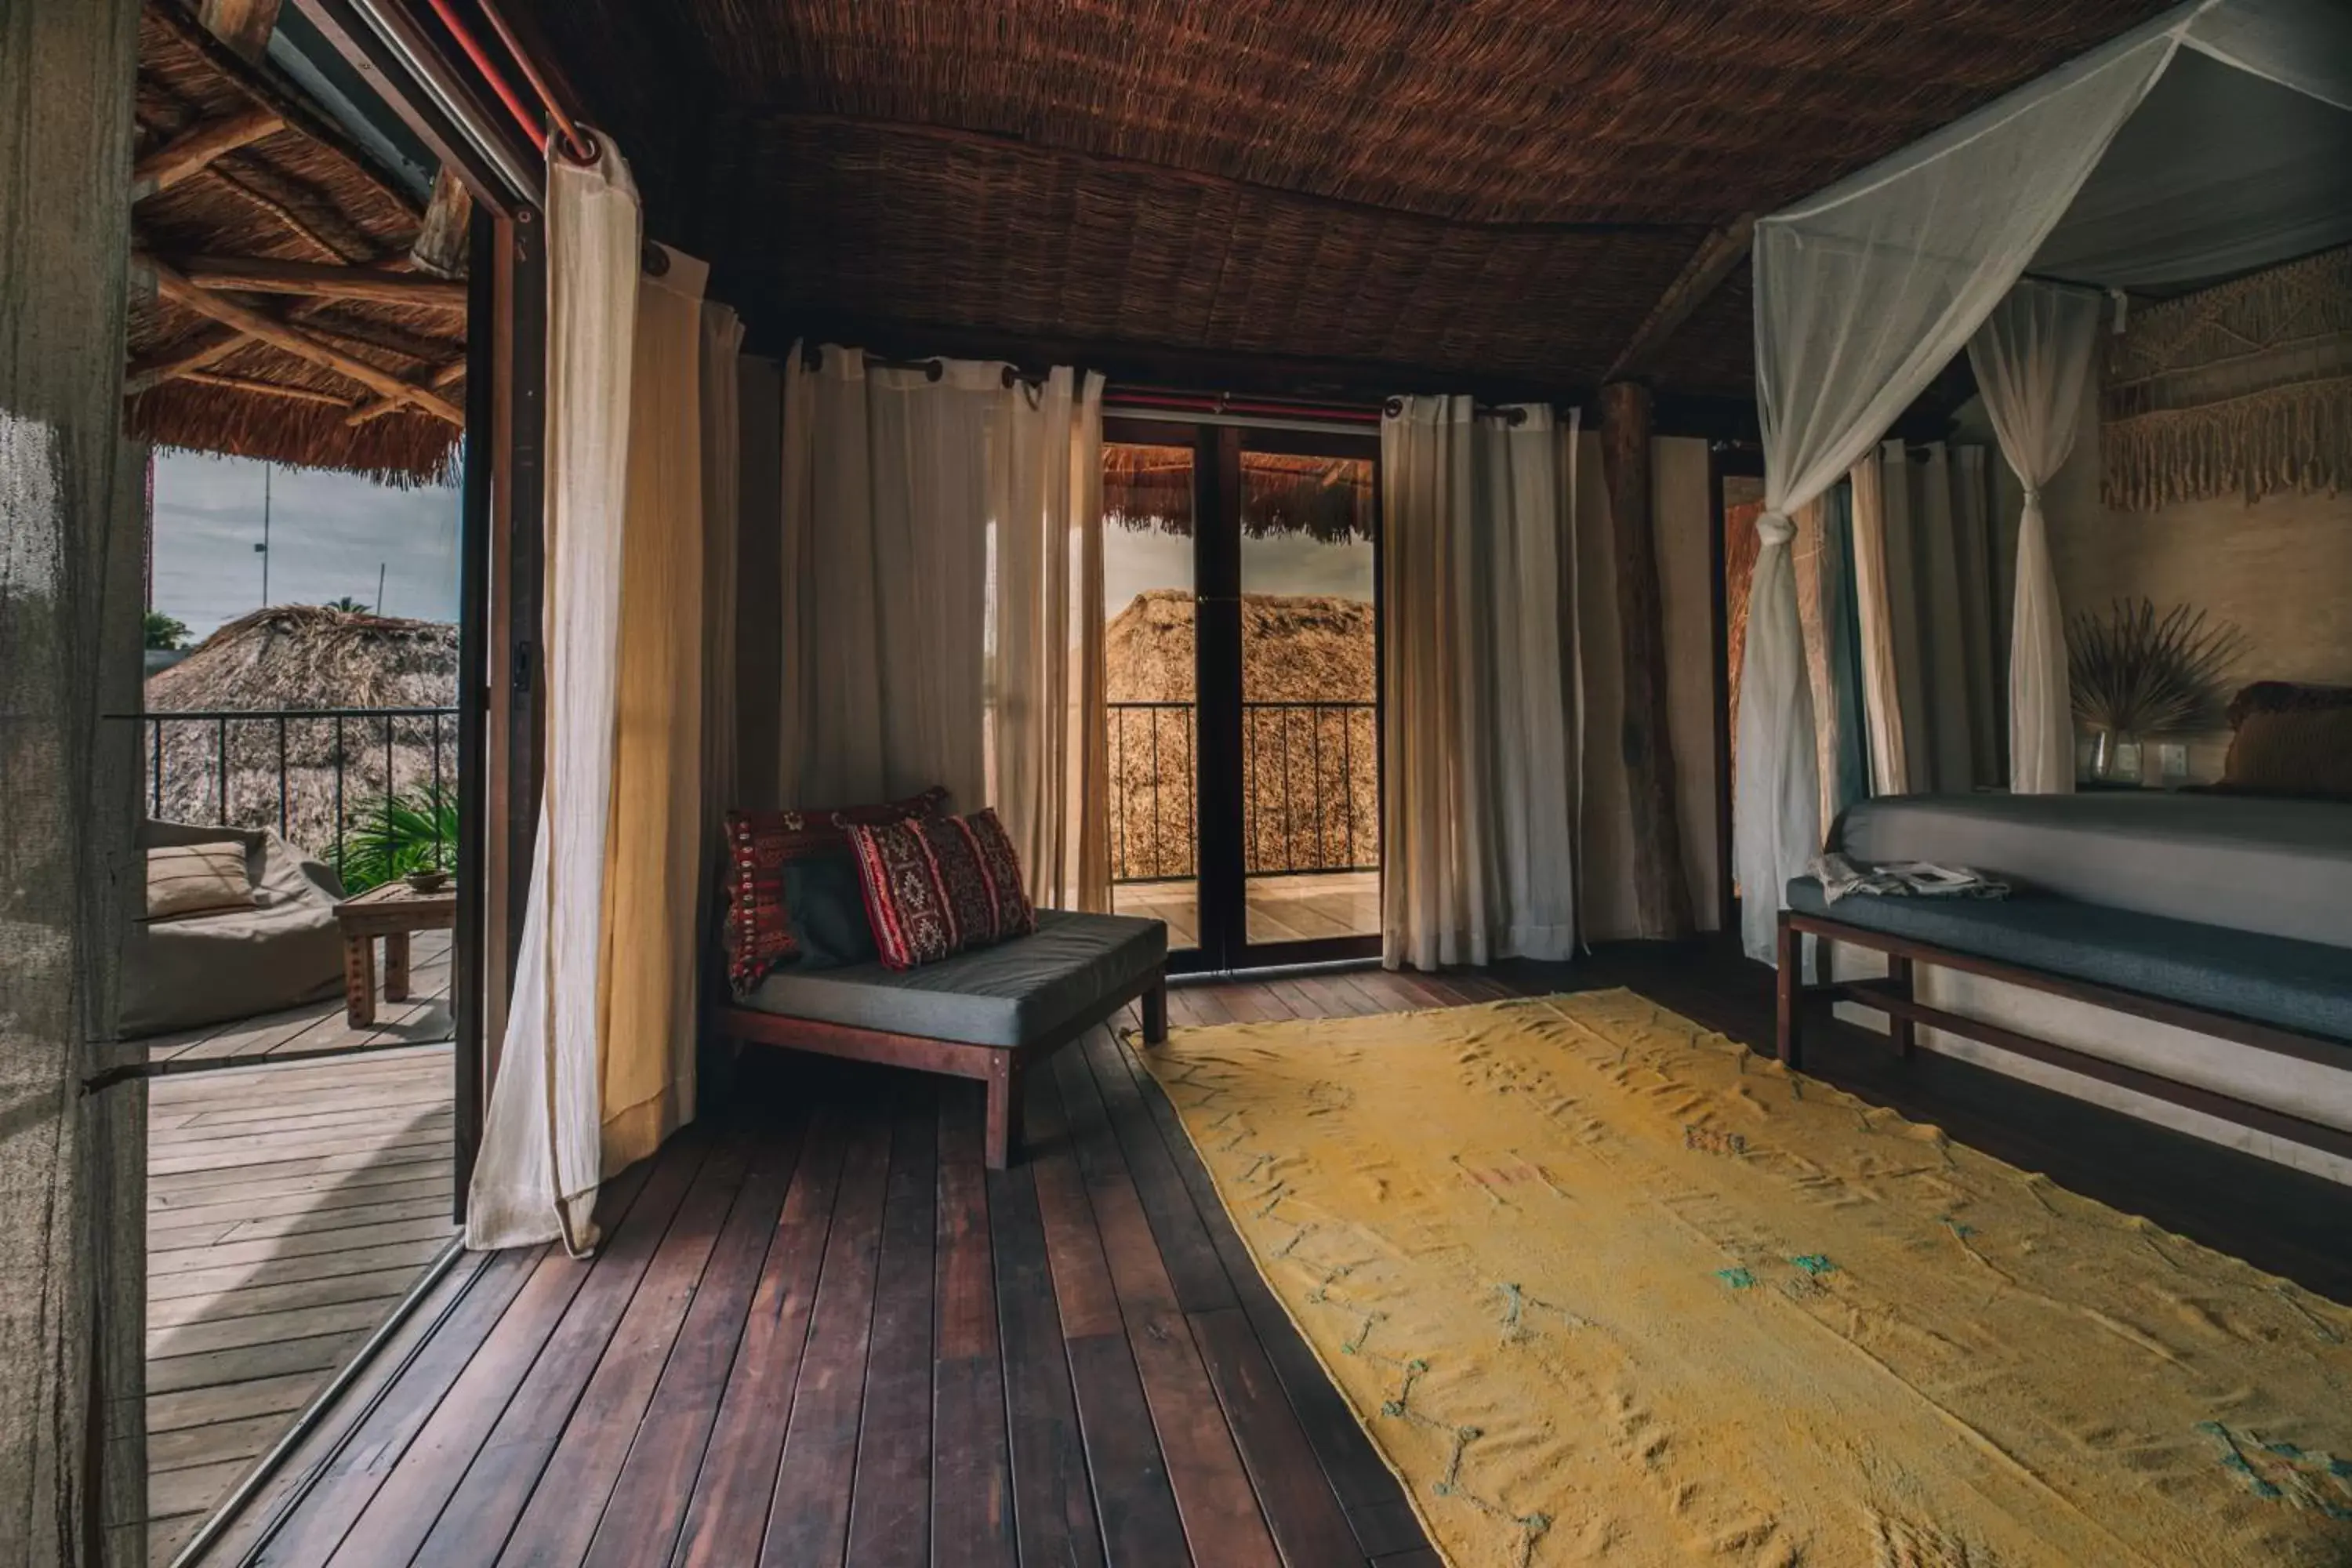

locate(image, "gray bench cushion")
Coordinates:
1788 877 2352 1042
740 909 1166 1048
1833 793 2352 950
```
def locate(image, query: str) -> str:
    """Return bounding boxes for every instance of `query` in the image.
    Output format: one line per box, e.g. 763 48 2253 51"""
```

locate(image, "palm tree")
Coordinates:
322 595 369 613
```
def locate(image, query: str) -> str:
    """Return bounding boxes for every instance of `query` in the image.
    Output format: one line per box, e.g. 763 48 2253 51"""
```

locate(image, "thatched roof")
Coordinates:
126 2 466 485
505 0 2171 401
1105 448 1374 543
144 606 458 860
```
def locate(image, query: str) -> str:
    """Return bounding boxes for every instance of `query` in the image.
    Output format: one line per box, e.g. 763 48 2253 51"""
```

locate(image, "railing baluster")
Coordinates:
150 717 162 818
1338 703 1355 866
333 714 346 869
1149 713 1162 879
432 711 444 864
215 717 228 825
277 715 289 834
1311 706 1325 869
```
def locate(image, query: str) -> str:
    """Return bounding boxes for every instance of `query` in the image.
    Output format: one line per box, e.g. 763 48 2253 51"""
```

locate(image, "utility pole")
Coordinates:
375 561 387 615
252 461 272 607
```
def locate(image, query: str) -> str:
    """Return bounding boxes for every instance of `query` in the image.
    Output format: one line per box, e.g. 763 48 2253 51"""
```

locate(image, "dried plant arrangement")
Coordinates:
2066 598 2245 739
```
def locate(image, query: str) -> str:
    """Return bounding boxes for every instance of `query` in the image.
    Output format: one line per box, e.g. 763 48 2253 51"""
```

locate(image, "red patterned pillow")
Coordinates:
957 807 1036 939
847 819 958 970
724 786 947 996
919 816 1000 949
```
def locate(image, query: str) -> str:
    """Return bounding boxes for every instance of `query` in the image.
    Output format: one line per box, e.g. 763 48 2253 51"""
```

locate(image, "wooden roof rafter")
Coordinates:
125 0 468 484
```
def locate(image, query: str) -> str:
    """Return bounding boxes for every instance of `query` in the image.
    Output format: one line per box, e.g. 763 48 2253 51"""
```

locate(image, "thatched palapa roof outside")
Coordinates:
145 606 458 861
1104 448 1374 543
126 1 466 485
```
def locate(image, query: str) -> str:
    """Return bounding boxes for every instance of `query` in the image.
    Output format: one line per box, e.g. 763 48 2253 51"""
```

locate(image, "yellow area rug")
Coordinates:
1140 990 2352 1568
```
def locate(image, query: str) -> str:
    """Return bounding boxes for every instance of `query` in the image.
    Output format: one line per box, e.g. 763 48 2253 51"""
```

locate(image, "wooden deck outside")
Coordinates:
141 929 456 1071
146 1043 457 1563
1115 869 1379 949
184 941 2352 1568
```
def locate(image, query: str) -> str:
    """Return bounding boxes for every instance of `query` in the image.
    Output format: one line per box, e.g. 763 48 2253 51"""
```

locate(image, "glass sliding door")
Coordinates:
1102 417 1381 971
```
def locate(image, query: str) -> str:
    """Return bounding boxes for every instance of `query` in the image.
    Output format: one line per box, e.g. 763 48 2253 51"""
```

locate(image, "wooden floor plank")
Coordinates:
670 1109 847 1568
579 1109 803 1568
758 1103 893 1568
1044 1054 1281 1568
844 1084 940 1568
985 1138 1107 1568
493 1142 754 1568
406 1135 714 1566
1022 1068 1184 1567
931 1085 1016 1568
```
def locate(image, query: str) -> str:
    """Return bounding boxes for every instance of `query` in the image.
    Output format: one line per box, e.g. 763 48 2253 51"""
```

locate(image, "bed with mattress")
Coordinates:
1780 790 2352 1167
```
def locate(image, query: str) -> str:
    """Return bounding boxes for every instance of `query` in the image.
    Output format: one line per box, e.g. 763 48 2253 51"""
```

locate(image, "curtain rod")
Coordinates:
797 343 1050 389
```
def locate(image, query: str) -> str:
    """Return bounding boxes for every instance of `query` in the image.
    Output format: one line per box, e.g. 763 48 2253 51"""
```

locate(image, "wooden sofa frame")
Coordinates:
1777 909 2352 1164
720 965 1168 1171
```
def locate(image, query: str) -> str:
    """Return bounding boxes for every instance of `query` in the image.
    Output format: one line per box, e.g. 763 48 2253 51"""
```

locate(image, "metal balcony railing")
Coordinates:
140 706 459 866
1109 699 1377 884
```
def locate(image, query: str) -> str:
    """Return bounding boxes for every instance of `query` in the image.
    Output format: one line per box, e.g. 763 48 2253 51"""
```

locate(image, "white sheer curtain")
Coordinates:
1968 281 2103 794
1381 398 1577 971
776 349 996 809
1846 455 1907 797
1737 12 2182 958
469 142 641 1253
988 368 1110 910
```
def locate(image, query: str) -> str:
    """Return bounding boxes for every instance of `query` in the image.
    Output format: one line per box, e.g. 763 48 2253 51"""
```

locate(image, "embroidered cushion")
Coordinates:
958 807 1036 939
724 786 946 996
920 816 1001 949
847 818 960 970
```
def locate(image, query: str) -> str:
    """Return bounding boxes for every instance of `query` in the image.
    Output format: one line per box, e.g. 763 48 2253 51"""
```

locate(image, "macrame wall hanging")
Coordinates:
2101 243 2351 511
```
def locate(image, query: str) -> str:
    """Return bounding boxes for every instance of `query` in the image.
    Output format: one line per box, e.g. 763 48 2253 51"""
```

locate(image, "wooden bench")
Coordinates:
1778 906 2352 1164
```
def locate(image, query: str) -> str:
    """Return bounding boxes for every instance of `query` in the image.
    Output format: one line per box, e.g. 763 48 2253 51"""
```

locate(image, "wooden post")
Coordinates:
1599 380 1695 939
1776 913 1802 1068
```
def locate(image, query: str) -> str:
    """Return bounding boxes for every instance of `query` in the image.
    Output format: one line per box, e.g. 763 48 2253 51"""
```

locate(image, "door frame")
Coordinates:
1102 415 1383 973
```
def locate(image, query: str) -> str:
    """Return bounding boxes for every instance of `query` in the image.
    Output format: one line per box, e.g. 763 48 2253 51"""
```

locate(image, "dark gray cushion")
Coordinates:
785 850 877 970
1788 877 2352 1042
1832 793 2352 951
741 909 1167 1047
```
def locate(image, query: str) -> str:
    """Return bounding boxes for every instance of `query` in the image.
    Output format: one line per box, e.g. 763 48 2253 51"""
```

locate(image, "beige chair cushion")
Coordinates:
146 841 256 922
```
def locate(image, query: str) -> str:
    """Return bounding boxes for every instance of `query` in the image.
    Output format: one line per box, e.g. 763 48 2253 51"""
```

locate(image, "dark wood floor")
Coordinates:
198 940 2351 1568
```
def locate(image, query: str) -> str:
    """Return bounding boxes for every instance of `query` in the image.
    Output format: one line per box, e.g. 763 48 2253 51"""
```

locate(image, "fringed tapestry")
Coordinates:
2101 244 2352 510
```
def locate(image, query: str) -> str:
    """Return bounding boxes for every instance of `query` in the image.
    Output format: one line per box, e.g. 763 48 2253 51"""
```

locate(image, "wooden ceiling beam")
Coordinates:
344 356 467 427
125 327 251 396
178 254 469 310
198 0 283 63
180 368 354 408
1602 215 1756 385
131 107 284 200
138 253 463 424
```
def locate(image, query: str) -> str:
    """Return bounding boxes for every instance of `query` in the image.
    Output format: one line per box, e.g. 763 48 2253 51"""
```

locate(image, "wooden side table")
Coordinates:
336 880 457 1028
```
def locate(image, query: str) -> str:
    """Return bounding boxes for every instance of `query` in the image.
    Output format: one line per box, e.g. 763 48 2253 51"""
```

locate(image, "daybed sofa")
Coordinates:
715 794 1167 1171
1779 789 2352 1166
120 819 348 1039
723 911 1167 1170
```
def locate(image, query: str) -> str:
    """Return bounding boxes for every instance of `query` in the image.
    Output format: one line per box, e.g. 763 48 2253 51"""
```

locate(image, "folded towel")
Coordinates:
1810 852 2011 905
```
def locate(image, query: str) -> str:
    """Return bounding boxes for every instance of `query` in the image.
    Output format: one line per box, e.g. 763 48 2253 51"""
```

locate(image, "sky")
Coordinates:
151 448 461 640
1105 526 1373 613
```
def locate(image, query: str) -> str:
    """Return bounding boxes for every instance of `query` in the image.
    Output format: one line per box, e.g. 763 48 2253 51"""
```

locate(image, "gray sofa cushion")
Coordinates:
740 909 1166 1048
1788 877 2352 1042
1832 793 2352 950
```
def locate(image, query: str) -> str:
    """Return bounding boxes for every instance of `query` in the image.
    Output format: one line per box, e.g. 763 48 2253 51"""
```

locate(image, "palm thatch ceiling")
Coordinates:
503 0 2172 402
129 0 467 483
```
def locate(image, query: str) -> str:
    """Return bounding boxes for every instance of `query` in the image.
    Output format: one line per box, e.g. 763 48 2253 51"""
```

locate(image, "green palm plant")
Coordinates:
336 784 458 892
2066 598 2244 739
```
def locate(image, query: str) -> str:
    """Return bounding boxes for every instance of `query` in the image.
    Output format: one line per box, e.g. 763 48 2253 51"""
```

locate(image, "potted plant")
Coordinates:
2066 599 2242 783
